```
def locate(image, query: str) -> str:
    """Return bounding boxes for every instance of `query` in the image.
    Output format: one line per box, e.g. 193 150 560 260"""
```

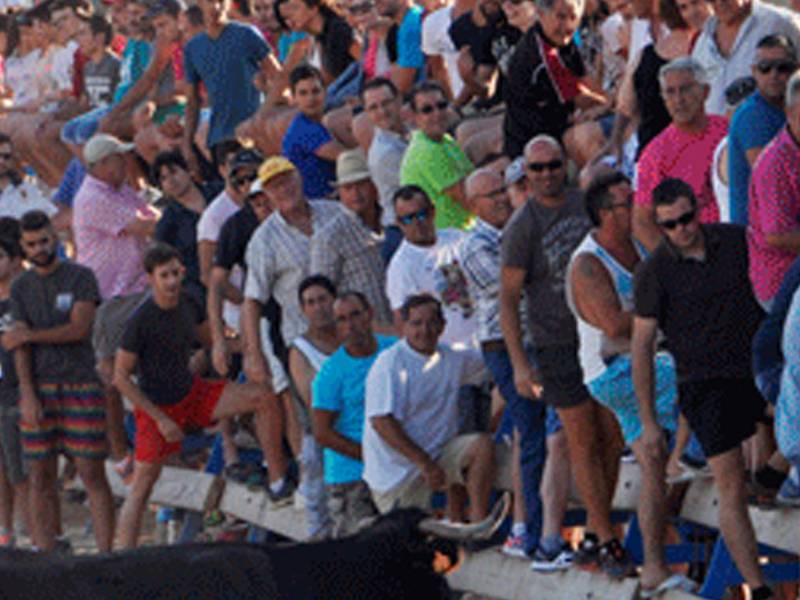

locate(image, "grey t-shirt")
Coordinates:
501 189 591 347
83 52 121 108
10 262 101 384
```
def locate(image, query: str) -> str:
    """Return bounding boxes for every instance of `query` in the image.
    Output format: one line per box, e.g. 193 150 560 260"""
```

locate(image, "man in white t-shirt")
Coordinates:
421 5 464 100
386 185 477 348
197 147 262 332
363 293 494 520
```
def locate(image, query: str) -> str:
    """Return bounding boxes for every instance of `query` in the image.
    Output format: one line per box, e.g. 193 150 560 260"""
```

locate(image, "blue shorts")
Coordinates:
61 105 113 146
588 352 678 445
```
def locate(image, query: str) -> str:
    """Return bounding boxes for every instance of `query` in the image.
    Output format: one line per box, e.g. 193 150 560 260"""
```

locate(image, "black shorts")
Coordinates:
678 378 765 458
534 345 592 409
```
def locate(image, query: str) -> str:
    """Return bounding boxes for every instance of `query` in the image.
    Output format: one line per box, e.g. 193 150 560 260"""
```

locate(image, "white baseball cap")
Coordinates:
83 133 135 165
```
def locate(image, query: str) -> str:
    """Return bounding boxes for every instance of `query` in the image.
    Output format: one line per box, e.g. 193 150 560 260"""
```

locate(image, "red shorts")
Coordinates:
134 378 227 464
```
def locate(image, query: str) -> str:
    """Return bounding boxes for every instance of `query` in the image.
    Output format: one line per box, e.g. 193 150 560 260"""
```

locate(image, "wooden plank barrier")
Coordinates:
680 478 800 555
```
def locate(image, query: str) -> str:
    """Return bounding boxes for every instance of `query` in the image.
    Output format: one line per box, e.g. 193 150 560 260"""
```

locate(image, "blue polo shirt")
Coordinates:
396 5 425 72
282 113 336 198
728 91 785 225
184 22 270 148
312 335 397 485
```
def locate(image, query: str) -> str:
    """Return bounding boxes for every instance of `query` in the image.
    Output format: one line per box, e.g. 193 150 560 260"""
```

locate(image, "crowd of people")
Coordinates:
0 0 797 597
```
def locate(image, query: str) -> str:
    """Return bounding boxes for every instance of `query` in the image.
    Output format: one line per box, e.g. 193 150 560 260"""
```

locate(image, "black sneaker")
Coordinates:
267 477 297 508
597 538 636 578
573 533 599 566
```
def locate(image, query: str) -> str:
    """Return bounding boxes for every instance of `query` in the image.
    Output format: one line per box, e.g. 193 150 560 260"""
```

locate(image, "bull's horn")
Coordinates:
417 491 510 541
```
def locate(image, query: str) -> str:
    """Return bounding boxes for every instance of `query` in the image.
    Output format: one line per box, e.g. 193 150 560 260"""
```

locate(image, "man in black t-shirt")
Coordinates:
632 178 772 600
502 0 606 159
114 243 290 549
3 211 114 553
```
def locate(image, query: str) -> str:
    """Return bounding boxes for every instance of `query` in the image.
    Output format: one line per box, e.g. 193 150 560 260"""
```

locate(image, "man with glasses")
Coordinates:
500 135 635 577
749 70 800 312
633 58 728 251
0 134 58 220
727 35 797 226
462 167 572 566
198 147 263 339
400 82 475 231
567 171 689 595
632 177 773 600
692 0 800 116
386 185 477 348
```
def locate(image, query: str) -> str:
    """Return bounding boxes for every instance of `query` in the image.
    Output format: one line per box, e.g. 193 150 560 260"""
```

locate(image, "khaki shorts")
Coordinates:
93 292 149 361
372 433 483 514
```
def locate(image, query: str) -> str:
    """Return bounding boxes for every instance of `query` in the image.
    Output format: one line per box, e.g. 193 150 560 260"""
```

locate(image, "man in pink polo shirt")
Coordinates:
633 57 728 251
749 71 800 312
72 133 160 473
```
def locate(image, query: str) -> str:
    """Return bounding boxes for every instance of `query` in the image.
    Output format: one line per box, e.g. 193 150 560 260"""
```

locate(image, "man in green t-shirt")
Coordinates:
400 82 475 230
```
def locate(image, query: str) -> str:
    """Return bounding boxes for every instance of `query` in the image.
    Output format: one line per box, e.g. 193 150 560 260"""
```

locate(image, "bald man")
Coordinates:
499 135 632 575
461 168 571 564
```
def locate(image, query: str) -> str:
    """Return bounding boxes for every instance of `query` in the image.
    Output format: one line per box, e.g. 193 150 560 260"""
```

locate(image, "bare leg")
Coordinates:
27 456 59 551
73 457 115 552
463 434 494 522
631 438 671 589
213 381 288 484
117 461 162 549
557 400 615 542
322 106 357 148
280 389 302 459
541 430 570 539
708 445 765 589
597 405 624 509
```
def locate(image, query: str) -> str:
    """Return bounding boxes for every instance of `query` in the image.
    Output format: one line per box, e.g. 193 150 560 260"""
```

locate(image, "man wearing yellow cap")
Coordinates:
241 156 343 503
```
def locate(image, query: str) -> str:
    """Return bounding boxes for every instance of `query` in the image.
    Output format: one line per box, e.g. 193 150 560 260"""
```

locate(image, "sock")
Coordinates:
511 522 526 537
540 534 563 555
755 465 787 490
269 476 286 494
751 586 774 600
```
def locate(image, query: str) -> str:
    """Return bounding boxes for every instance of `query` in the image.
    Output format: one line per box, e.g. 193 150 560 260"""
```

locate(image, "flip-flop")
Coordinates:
639 574 697 598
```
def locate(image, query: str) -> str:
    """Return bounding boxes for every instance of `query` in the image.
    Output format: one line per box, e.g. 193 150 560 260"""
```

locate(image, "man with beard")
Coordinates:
3 210 114 553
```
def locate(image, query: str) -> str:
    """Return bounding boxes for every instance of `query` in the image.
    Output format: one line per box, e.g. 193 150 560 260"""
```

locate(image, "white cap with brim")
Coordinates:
84 133 135 165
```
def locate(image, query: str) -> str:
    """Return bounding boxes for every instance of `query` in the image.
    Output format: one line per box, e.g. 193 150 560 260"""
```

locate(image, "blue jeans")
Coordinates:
483 346 547 552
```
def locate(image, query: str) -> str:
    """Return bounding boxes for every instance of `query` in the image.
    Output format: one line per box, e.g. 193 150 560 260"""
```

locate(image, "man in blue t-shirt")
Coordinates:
182 0 281 170
728 35 796 225
282 65 349 199
375 0 425 94
312 291 396 537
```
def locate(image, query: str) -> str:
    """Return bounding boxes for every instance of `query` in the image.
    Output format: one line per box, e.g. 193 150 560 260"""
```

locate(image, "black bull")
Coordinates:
0 510 462 600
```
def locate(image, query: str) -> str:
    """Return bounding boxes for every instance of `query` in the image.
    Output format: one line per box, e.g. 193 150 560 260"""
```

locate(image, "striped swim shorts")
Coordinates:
19 382 108 461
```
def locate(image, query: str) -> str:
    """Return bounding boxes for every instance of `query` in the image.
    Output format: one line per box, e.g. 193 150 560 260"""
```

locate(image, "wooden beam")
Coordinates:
446 549 640 600
218 481 309 541
102 462 223 513
680 478 800 554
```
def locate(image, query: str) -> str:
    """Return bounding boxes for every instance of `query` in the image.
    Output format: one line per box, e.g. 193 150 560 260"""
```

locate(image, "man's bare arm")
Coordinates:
314 409 362 460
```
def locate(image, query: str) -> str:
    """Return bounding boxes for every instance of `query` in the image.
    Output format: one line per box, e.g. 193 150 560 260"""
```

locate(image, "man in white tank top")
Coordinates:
566 171 692 597
287 276 341 539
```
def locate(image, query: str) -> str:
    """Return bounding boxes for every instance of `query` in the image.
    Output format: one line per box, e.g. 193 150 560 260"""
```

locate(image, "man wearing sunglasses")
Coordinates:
500 135 635 576
749 70 800 313
197 147 263 340
728 34 797 226
691 0 800 117
399 82 475 231
632 177 773 600
634 58 727 251
386 184 477 347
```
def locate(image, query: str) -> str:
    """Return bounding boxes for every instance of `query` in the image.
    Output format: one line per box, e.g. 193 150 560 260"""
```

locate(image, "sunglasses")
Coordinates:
527 159 563 172
397 208 430 226
657 209 696 230
348 1 373 13
232 173 257 188
417 100 448 115
755 60 797 75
